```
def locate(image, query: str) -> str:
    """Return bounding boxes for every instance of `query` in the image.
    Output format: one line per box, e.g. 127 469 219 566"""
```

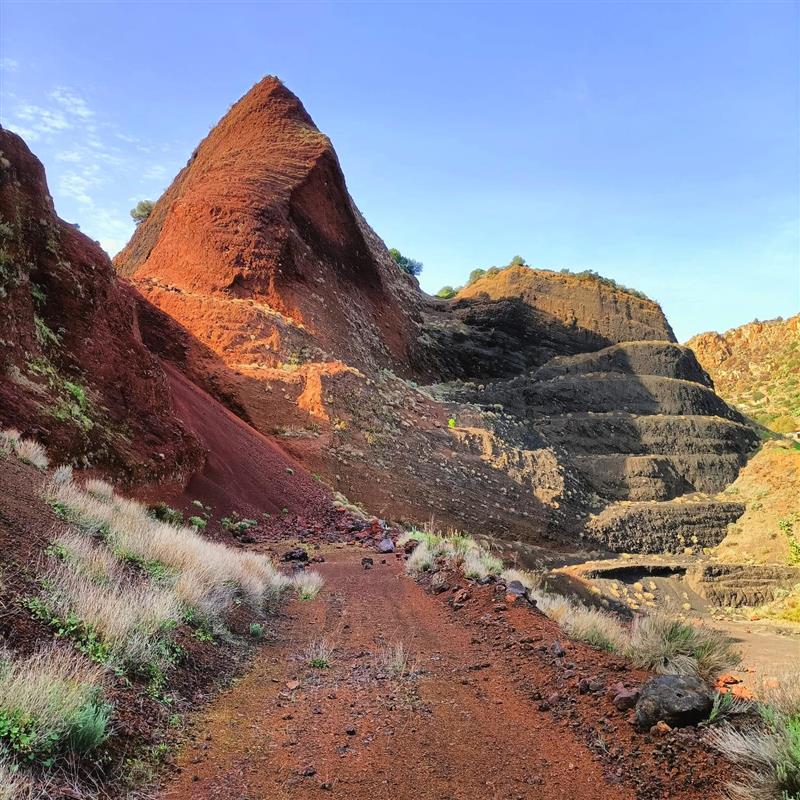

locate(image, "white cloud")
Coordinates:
60 167 102 205
0 82 183 257
50 87 94 120
16 103 72 133
1 58 18 72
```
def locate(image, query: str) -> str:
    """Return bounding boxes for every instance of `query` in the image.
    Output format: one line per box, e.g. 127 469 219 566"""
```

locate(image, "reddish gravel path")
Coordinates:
161 548 639 800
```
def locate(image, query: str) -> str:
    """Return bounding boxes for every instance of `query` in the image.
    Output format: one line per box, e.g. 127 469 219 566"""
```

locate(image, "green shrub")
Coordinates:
249 622 264 639
65 696 112 754
389 247 423 277
435 286 457 299
130 200 154 225
149 502 183 525
188 516 207 530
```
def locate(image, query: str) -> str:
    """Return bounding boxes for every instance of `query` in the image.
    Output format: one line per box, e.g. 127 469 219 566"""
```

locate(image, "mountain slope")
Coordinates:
688 314 800 433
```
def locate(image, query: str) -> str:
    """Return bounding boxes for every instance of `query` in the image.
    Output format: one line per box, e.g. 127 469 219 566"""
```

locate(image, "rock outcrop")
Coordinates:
107 77 757 553
0 127 203 482
115 76 422 376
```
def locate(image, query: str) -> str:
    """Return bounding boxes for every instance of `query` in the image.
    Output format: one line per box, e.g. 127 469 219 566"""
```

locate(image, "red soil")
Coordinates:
162 363 331 520
160 549 724 800
115 77 422 374
0 127 202 483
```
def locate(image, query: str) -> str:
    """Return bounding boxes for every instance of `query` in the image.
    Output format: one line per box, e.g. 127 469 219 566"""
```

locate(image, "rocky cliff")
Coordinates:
688 314 800 433
0 127 203 482
105 77 758 553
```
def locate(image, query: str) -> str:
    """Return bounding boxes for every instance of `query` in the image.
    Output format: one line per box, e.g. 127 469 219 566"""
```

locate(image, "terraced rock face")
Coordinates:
457 265 676 347
109 77 755 554
0 127 203 482
441 337 757 553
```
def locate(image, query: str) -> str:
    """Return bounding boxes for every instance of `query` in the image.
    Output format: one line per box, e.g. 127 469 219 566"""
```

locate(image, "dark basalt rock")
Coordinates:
635 674 712 730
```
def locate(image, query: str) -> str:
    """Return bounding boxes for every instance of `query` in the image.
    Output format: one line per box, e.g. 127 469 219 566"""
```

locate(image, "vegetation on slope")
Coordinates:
400 528 739 679
435 258 652 302
0 429 323 796
689 315 800 434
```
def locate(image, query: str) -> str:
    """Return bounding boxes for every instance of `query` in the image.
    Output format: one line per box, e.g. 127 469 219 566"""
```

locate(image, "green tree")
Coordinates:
130 200 154 225
436 286 457 299
509 255 527 267
468 268 486 284
389 248 423 277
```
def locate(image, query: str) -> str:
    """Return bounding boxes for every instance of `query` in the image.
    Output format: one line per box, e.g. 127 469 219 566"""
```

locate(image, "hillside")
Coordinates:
112 77 756 557
0 127 203 484
688 314 800 434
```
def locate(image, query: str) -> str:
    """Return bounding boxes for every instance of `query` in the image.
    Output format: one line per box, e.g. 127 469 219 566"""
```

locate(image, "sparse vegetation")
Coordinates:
389 247 423 277
628 613 740 680
306 638 332 669
379 642 414 676
709 672 800 800
0 646 109 761
130 199 154 225
400 528 501 580
3 430 50 469
402 527 740 674
293 570 324 600
249 622 264 639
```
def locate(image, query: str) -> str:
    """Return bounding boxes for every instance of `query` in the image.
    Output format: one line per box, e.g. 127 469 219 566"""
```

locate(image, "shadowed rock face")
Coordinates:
104 77 757 553
0 127 203 482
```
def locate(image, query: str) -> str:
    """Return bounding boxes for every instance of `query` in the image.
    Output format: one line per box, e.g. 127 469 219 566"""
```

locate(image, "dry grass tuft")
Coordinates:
305 638 333 669
293 570 324 600
501 568 542 592
83 479 114 501
379 641 415 676
531 590 629 653
405 541 434 574
47 561 183 669
628 613 741 680
0 646 107 758
402 528 502 580
44 478 293 619
709 671 800 800
51 464 74 484
0 428 21 454
11 436 49 469
0 754 30 799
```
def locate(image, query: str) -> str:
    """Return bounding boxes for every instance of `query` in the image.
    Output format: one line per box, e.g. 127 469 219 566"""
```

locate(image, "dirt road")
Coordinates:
160 549 719 800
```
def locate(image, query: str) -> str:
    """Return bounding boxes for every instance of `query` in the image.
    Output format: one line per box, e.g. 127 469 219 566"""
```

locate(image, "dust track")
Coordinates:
161 549 636 800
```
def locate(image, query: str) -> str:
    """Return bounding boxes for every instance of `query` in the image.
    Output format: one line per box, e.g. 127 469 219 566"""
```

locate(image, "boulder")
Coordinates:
376 538 395 553
634 674 712 730
282 548 309 562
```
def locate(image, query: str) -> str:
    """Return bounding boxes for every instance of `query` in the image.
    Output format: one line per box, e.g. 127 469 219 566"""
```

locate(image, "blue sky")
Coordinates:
1 1 797 341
